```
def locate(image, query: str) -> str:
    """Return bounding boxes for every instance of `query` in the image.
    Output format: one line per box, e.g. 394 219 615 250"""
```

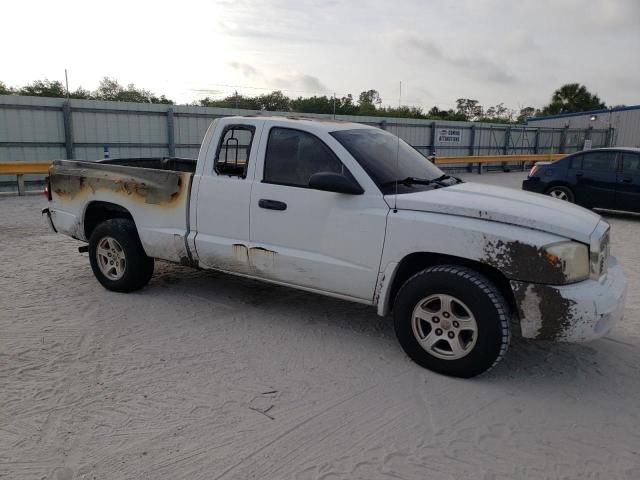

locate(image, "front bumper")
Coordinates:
510 256 626 342
521 177 546 194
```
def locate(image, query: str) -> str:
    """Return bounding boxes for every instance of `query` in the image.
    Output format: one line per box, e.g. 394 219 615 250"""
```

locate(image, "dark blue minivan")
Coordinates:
522 148 640 213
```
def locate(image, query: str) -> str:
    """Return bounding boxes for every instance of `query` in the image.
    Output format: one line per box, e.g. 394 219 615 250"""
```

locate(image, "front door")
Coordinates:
616 151 640 213
249 125 388 301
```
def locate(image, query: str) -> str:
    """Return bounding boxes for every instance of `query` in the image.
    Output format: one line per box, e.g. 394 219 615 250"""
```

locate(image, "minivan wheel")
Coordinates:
393 265 511 378
546 186 574 203
89 218 154 292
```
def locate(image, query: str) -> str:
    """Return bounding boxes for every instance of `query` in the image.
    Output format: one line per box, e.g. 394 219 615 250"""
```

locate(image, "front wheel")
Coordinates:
546 185 574 202
88 218 154 292
393 265 511 378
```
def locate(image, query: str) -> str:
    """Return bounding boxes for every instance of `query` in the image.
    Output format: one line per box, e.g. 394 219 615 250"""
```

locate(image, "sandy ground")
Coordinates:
1 172 639 480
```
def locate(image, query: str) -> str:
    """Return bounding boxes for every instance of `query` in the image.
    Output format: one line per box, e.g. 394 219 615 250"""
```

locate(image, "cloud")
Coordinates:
399 34 518 85
227 62 258 78
271 74 329 94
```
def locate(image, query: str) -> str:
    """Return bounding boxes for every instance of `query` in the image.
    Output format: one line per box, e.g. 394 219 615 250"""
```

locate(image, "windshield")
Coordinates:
330 128 447 194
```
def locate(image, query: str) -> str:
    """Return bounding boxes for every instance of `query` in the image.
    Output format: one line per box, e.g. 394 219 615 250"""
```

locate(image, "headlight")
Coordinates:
544 241 590 283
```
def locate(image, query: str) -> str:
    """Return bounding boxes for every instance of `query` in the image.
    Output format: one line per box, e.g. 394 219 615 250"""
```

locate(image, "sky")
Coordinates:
1 0 638 111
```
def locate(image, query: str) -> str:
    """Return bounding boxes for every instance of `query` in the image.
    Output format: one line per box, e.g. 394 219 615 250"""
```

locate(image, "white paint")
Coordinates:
390 181 602 244
48 117 626 345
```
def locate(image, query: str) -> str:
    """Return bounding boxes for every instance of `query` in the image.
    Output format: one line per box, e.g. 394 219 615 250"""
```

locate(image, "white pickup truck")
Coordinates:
43 116 627 377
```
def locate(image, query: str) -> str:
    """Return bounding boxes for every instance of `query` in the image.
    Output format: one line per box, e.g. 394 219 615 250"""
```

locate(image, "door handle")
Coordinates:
622 176 632 183
259 199 287 211
576 171 584 177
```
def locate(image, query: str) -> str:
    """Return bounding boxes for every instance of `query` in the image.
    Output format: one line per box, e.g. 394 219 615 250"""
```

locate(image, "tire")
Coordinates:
546 185 574 203
88 218 154 292
393 265 510 378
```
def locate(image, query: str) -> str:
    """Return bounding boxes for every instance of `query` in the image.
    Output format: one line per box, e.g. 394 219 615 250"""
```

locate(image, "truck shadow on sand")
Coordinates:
145 262 639 387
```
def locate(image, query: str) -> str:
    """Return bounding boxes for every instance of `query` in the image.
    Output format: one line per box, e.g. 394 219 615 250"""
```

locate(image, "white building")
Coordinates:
527 105 640 148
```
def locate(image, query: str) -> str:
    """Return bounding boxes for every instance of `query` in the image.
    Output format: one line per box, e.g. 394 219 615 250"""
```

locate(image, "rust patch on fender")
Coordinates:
483 239 567 284
49 160 189 206
511 282 577 340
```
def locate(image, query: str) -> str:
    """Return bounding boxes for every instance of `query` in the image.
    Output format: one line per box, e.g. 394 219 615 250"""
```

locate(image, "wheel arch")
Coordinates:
543 181 573 194
380 252 517 323
83 201 135 240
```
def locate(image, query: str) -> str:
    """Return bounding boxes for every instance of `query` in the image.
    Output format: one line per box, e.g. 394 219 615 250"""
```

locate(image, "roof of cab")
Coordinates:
220 115 377 132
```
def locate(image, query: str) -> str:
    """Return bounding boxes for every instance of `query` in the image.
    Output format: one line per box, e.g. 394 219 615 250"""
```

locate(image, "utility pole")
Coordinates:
333 92 336 119
64 69 70 99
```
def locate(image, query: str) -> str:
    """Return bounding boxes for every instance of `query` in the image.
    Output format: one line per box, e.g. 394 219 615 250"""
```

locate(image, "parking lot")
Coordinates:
1 171 639 480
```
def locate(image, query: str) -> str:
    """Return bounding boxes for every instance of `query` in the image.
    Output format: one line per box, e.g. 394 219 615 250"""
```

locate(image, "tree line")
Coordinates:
0 77 608 123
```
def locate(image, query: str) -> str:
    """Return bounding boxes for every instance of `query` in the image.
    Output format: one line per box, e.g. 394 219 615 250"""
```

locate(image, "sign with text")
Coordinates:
437 128 462 144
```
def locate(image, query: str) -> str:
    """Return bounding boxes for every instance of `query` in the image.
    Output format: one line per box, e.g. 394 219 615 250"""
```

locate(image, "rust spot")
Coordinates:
250 246 277 255
49 160 189 206
482 239 567 284
232 243 249 263
511 282 577 340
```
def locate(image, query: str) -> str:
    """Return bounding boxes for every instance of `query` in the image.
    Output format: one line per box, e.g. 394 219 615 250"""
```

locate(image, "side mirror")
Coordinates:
308 172 364 195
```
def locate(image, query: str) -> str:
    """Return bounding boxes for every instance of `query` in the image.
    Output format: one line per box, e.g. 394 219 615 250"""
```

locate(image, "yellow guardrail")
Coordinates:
1 154 566 195
0 161 51 195
0 161 52 174
435 153 565 165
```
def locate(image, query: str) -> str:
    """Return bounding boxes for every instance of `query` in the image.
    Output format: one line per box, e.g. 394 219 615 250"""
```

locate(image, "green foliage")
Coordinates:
0 81 14 95
199 91 260 109
455 98 484 121
93 77 174 104
255 90 290 111
427 106 467 121
357 89 382 115
516 106 539 123
541 83 605 115
0 77 173 103
19 79 67 97
289 94 359 115
0 78 610 123
377 105 428 119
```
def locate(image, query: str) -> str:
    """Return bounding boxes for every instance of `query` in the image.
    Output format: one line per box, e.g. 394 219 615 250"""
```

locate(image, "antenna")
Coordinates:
393 81 401 212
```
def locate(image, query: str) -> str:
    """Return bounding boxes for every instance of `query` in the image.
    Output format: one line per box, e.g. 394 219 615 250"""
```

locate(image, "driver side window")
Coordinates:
263 127 352 188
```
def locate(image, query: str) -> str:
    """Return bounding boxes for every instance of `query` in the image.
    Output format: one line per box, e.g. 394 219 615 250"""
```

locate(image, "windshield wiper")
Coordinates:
381 175 451 188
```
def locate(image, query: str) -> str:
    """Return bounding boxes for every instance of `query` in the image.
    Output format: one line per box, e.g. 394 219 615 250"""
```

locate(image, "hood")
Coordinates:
387 182 601 243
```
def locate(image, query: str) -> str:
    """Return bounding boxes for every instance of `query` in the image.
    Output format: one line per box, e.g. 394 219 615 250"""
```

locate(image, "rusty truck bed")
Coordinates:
48 159 194 263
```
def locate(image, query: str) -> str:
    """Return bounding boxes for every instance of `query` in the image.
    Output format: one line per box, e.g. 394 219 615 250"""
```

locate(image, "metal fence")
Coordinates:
0 94 612 190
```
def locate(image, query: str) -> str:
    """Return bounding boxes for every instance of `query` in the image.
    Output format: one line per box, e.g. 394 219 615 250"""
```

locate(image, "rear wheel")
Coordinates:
393 265 511 378
89 219 154 292
546 185 574 203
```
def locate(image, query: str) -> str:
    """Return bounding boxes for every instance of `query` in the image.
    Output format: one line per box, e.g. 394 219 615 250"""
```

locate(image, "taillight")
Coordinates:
44 176 52 200
528 164 540 177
